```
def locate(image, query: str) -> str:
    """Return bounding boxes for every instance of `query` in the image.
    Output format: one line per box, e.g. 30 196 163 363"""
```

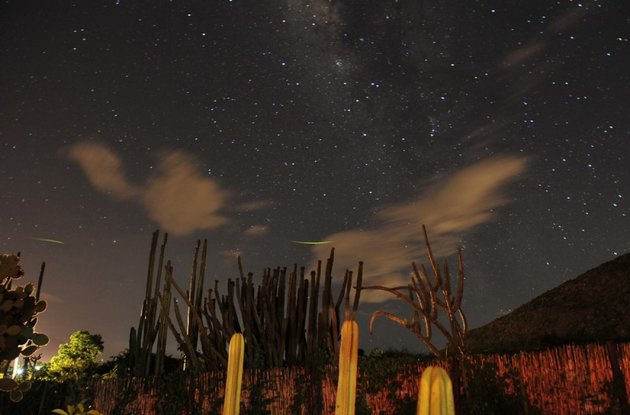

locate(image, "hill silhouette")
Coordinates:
467 252 630 353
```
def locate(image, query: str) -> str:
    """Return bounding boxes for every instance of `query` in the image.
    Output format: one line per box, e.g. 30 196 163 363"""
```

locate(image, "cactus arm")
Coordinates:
370 310 442 356
351 262 363 320
223 333 244 415
335 320 359 415
172 299 201 370
422 225 441 287
167 273 214 355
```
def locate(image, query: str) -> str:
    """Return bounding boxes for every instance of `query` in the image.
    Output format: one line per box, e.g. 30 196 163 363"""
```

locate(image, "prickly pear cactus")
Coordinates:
0 254 49 402
0 254 23 280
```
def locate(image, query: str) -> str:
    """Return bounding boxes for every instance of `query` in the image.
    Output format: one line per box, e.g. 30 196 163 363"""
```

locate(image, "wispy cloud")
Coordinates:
67 142 138 200
244 224 269 237
233 200 273 212
68 142 231 235
498 41 546 70
311 156 527 303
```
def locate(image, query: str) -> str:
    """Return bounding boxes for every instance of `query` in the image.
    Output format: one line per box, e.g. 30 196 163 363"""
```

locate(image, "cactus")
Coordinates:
0 254 48 402
128 230 170 377
335 320 359 415
222 333 244 415
363 226 468 358
0 377 31 404
158 245 362 371
132 231 363 374
418 366 455 415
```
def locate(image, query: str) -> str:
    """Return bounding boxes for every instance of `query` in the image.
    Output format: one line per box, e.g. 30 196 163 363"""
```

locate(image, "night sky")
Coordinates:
2 0 629 362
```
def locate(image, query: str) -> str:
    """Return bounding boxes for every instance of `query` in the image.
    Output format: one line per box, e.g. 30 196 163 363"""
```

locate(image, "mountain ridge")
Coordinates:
467 252 630 353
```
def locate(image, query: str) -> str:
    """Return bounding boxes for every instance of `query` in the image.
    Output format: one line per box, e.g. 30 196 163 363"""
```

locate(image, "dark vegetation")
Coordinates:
128 231 363 378
0 254 49 403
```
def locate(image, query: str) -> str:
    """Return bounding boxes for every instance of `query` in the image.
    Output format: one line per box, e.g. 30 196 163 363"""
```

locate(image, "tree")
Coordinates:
48 331 104 381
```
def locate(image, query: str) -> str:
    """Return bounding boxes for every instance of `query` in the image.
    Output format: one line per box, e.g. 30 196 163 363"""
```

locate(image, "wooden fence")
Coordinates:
92 342 630 415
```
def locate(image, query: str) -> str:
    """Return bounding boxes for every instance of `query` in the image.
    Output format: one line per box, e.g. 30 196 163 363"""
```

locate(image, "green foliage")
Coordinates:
48 331 104 381
51 399 103 415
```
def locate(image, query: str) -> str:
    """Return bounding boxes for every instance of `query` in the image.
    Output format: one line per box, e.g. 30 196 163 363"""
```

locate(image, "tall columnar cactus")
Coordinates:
418 366 455 415
223 333 244 415
128 231 170 377
0 254 49 402
335 320 359 415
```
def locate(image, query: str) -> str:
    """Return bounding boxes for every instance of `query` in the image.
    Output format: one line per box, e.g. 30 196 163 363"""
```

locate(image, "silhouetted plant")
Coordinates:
0 253 49 402
131 230 363 373
363 226 467 359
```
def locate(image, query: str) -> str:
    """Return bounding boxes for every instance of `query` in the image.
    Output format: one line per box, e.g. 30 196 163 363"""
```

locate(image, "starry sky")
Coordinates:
1 0 629 362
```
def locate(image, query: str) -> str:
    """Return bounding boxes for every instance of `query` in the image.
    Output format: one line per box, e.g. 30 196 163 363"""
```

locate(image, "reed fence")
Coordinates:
90 342 630 415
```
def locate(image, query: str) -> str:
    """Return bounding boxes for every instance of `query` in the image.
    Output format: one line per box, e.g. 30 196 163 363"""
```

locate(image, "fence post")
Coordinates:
606 342 630 414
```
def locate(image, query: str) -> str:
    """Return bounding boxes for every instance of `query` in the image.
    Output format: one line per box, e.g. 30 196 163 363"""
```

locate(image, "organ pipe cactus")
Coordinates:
223 333 245 415
129 231 170 377
418 366 455 415
335 320 359 415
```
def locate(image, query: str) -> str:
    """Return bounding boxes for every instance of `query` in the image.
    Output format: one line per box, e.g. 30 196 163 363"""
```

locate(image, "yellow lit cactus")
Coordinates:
335 320 359 415
418 366 455 415
223 333 245 415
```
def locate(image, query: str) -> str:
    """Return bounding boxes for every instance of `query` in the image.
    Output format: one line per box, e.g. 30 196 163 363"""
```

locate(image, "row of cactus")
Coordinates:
131 225 467 376
0 253 49 402
129 230 363 374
